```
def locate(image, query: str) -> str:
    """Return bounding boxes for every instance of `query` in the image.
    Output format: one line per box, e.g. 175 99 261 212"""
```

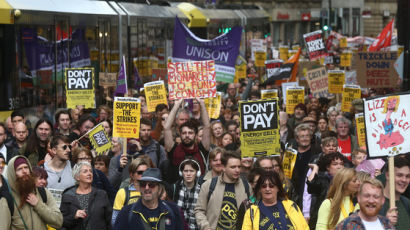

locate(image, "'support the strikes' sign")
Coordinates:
305 67 331 98
286 87 305 115
240 99 280 157
341 85 361 112
144 81 168 112
204 92 222 119
328 70 345 94
65 68 95 108
167 60 216 100
113 97 141 139
355 113 366 148
282 148 298 179
303 30 327 60
364 93 410 157
261 89 278 99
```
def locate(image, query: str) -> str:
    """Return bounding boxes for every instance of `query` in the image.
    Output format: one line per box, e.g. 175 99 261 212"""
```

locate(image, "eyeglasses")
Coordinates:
139 181 158 188
136 170 145 175
262 183 275 189
61 145 72 150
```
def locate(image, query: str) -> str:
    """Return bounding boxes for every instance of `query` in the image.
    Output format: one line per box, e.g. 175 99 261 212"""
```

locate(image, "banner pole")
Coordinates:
122 138 127 157
388 156 396 208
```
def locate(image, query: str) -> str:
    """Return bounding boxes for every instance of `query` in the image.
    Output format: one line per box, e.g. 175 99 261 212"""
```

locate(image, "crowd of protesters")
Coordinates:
0 80 409 230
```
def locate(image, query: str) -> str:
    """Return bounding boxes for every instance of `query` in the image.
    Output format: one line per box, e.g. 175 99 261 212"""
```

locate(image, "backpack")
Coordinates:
123 185 140 207
207 176 250 203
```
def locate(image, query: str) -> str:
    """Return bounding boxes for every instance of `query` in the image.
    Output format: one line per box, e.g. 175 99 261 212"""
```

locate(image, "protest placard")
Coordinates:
144 81 168 112
113 97 141 138
261 89 278 99
282 148 298 179
167 60 216 100
340 52 352 67
250 39 266 61
339 37 347 48
356 159 385 178
286 86 305 114
99 72 117 87
354 51 400 88
279 46 289 61
363 93 410 157
254 51 266 67
152 68 167 81
303 30 327 60
328 70 345 94
204 92 222 119
355 113 366 148
48 188 63 207
341 85 361 112
305 67 331 98
239 99 280 157
234 63 246 83
282 82 299 104
89 124 112 155
265 60 294 81
65 68 95 109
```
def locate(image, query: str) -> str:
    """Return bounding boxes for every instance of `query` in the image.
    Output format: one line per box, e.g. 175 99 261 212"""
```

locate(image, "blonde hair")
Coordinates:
382 96 400 113
210 121 225 145
359 178 384 195
327 168 357 229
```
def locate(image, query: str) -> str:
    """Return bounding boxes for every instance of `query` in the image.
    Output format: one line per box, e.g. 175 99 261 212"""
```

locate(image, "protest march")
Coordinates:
0 14 409 230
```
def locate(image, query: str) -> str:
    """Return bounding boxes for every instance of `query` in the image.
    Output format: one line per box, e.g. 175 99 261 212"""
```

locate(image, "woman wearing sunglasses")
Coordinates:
241 170 308 230
60 162 112 230
111 156 151 226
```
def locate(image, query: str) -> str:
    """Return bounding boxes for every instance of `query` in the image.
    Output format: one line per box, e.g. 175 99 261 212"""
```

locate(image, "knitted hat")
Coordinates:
14 157 28 170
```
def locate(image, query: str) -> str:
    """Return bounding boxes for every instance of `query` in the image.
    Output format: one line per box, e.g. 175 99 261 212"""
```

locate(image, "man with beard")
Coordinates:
287 103 307 131
114 168 184 230
379 156 410 230
335 178 394 230
22 119 53 167
1 156 62 229
132 118 167 169
164 98 210 184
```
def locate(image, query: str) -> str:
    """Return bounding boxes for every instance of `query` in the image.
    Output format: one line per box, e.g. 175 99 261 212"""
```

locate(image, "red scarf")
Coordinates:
172 143 205 174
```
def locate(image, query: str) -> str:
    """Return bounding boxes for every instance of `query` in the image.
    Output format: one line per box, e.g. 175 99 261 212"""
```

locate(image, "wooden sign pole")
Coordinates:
388 156 396 208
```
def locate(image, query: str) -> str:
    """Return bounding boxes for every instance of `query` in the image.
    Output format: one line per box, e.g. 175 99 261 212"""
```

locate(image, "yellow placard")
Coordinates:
341 85 361 112
65 68 95 109
113 97 141 138
355 113 366 148
286 87 305 115
340 52 352 67
282 148 298 179
261 89 278 99
339 37 347 48
89 124 112 155
328 70 345 94
398 45 404 56
279 46 289 61
204 92 222 119
239 99 281 158
234 63 246 83
144 81 168 112
254 51 266 67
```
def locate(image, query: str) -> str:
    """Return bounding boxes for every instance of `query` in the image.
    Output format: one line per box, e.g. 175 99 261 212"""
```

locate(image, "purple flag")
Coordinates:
133 65 143 91
172 17 242 83
115 56 128 96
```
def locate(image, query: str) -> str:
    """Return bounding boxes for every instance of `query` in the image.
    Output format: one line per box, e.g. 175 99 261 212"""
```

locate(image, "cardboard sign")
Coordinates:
303 30 327 60
341 85 361 112
261 89 278 99
340 52 352 67
204 92 222 119
286 86 305 115
239 99 280 157
167 60 216 100
89 124 112 155
282 148 298 179
65 68 95 109
328 70 345 94
354 52 400 88
355 113 366 148
152 68 167 81
305 67 331 98
254 51 266 67
113 97 141 138
144 81 168 112
99 72 117 87
364 93 410 157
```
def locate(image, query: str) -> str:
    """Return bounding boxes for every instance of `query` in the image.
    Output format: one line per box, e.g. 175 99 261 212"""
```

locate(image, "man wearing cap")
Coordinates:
1 156 62 229
114 168 184 230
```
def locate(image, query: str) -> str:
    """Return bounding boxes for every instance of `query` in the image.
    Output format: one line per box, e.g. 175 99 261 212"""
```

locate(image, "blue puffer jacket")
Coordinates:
114 198 184 230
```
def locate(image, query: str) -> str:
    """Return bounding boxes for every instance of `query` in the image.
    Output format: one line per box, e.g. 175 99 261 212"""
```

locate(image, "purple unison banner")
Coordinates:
172 17 242 83
23 28 91 75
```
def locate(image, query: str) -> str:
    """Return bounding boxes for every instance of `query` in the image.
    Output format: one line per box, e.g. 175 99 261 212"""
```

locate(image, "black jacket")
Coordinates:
60 185 112 230
306 171 332 230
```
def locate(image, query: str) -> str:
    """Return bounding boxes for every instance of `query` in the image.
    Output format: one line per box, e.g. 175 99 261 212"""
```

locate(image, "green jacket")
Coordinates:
4 156 63 230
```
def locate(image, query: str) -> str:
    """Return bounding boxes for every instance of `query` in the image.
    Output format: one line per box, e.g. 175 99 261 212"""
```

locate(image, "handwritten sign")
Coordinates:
341 85 361 112
113 97 141 138
99 72 117 87
144 81 168 112
167 60 216 100
305 67 331 98
328 70 345 94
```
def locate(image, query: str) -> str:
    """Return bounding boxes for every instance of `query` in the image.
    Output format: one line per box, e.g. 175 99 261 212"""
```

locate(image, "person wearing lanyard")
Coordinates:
241 170 308 230
316 168 360 230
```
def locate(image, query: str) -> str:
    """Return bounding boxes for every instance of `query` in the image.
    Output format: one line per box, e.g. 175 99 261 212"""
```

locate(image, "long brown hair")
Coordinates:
255 170 287 201
326 168 357 229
